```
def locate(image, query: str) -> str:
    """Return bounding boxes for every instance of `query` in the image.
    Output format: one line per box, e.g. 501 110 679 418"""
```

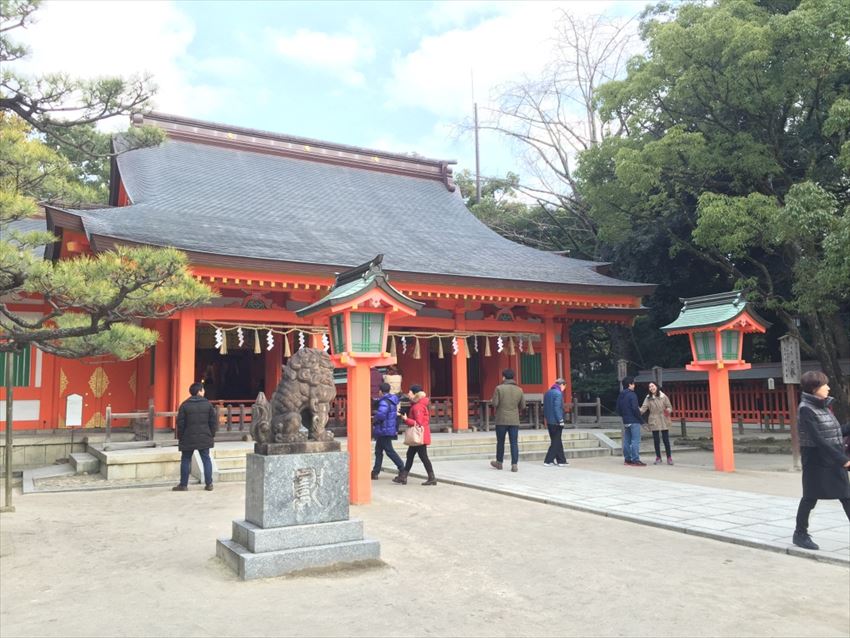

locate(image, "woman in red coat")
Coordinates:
393 384 436 486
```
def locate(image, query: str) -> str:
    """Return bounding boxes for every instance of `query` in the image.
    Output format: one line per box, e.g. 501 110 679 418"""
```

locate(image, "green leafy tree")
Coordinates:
579 0 850 418
1 2 211 404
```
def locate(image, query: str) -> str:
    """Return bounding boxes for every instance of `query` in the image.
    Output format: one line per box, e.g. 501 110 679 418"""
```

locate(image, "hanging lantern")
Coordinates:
253 329 261 354
527 337 535 356
451 336 458 356
283 333 291 357
401 335 408 355
390 335 397 357
465 336 471 359
413 337 421 359
237 326 244 348
298 331 305 350
437 337 444 359
484 337 492 357
496 336 504 354
266 329 274 352
508 336 516 356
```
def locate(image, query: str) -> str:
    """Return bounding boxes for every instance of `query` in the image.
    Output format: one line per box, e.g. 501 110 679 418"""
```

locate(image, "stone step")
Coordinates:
214 468 246 482
215 456 249 470
428 447 610 464
69 452 99 474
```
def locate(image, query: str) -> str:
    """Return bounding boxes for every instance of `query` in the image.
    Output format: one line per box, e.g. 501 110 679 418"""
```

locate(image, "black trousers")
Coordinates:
795 497 850 532
652 430 672 458
545 424 566 464
404 445 434 475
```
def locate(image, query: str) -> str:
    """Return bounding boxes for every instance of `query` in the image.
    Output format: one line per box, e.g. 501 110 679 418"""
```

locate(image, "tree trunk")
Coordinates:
805 312 850 423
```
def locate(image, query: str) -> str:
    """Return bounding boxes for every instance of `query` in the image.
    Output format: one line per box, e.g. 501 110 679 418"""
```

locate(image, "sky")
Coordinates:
13 0 649 184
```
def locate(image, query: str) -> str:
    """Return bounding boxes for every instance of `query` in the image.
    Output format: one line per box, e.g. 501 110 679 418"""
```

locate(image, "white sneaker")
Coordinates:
557 461 569 467
543 462 555 467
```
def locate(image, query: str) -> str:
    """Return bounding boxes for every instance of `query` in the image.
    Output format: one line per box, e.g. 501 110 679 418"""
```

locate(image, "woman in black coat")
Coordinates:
793 370 850 550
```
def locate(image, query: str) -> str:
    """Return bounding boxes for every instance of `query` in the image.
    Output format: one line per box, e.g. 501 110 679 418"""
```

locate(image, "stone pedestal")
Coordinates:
216 451 380 580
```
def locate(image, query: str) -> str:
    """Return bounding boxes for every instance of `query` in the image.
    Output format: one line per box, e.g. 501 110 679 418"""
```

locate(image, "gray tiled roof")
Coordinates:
72 138 651 292
5 217 49 258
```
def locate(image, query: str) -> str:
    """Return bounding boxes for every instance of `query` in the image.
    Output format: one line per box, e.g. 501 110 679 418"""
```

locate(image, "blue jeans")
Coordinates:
496 425 520 465
622 424 642 462
373 435 404 472
180 448 212 486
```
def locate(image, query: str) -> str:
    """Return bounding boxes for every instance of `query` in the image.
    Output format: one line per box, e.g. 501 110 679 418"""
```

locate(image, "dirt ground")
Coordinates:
1 475 848 638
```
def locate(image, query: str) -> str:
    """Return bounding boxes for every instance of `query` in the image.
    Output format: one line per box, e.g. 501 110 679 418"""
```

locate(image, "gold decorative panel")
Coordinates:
59 369 68 396
85 412 105 429
128 371 137 395
88 367 109 398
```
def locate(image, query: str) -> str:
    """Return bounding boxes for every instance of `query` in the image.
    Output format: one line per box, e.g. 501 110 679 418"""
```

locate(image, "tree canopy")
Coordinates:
576 0 850 416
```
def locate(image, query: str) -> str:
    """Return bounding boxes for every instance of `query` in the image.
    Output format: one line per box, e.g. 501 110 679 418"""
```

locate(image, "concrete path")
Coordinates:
409 459 850 566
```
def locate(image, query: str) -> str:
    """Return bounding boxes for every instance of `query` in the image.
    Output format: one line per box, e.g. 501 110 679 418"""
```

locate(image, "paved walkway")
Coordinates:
404 460 850 566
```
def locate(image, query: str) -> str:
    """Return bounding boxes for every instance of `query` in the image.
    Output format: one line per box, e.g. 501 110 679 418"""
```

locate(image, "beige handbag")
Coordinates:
404 424 425 446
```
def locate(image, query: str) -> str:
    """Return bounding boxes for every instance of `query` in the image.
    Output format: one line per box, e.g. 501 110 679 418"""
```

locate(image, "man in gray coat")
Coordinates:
490 369 525 472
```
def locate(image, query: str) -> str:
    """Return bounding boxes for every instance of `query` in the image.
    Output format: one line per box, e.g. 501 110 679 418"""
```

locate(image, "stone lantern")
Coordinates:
661 291 769 472
298 255 422 504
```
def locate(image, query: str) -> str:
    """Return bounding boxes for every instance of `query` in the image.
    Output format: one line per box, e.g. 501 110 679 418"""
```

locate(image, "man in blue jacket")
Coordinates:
372 382 404 479
616 376 646 466
543 378 568 467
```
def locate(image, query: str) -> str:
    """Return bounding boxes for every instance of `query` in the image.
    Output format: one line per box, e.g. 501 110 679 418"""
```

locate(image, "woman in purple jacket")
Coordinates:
372 382 404 479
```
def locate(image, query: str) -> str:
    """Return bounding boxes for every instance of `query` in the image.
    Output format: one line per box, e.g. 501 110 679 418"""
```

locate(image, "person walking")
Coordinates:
543 378 568 467
393 384 436 486
173 382 218 491
490 369 525 472
641 382 674 465
372 382 404 479
792 371 850 551
616 376 645 466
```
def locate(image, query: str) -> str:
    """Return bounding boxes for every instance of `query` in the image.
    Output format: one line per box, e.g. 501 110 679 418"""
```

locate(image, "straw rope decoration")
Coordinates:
200 322 542 357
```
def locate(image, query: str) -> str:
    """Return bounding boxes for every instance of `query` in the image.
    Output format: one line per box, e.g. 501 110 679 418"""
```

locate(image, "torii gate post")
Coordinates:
662 292 769 472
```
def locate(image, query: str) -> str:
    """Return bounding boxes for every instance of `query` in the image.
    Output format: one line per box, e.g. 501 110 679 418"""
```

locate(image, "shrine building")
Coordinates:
2 112 654 432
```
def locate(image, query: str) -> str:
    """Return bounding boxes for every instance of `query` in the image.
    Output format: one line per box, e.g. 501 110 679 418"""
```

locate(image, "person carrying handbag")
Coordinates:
393 384 436 486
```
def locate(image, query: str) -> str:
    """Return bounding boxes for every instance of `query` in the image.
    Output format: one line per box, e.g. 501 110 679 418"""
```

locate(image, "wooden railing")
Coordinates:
104 399 177 451
667 381 797 424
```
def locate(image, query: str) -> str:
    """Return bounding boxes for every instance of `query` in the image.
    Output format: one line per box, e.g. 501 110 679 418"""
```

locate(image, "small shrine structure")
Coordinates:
662 291 769 471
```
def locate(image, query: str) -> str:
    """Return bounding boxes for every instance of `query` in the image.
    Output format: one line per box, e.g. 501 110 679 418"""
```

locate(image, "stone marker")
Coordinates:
216 349 380 580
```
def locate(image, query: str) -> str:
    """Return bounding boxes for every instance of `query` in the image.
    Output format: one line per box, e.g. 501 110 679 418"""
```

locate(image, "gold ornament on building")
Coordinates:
59 369 68 396
88 367 109 398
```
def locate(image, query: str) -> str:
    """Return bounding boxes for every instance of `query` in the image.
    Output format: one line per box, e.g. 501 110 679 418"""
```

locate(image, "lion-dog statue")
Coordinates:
251 347 336 444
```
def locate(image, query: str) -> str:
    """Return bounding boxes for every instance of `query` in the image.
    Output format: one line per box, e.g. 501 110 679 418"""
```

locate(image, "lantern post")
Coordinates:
297 255 422 504
661 292 770 472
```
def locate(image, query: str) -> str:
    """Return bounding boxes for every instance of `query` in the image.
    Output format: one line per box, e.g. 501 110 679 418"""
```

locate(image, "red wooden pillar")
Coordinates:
347 364 372 505
561 322 573 402
451 311 469 431
707 367 735 472
541 315 557 385
152 319 172 428
174 310 196 409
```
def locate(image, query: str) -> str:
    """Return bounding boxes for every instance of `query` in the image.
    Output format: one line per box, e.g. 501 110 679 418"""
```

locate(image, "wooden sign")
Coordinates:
65 393 83 428
779 335 801 385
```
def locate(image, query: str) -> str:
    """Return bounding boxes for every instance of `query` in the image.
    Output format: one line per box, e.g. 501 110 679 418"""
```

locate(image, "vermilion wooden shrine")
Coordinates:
1 112 653 434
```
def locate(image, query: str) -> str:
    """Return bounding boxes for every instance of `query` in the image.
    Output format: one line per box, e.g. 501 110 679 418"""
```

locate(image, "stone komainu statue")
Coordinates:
251 348 336 444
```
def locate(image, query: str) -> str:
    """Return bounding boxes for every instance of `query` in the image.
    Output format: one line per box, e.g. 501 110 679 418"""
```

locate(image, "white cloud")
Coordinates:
268 27 375 86
11 1 235 125
385 1 637 119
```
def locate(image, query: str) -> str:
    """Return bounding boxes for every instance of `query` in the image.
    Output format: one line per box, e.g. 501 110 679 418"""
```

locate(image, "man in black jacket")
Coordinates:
173 382 218 491
616 376 645 466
